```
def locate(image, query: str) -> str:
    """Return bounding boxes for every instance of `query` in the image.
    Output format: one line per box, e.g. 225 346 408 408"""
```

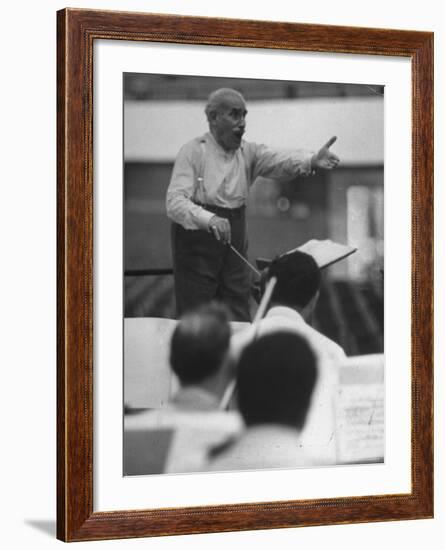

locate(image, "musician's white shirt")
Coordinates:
230 306 346 464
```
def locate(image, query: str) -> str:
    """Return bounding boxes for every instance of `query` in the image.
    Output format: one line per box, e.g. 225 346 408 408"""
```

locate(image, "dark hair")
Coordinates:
267 250 320 309
170 303 231 385
237 331 317 430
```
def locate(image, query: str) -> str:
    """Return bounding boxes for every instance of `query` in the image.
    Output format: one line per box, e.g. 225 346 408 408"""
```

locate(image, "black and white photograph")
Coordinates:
123 73 385 476
1 0 440 546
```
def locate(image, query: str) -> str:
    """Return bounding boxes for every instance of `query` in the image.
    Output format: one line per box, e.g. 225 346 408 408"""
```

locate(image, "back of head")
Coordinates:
237 331 317 430
267 250 321 310
170 302 231 386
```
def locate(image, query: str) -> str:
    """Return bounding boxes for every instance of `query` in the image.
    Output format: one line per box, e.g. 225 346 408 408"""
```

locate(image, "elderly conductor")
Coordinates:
166 88 339 321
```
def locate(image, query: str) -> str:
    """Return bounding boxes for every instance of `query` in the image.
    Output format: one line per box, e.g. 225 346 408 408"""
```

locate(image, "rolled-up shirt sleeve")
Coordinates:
166 142 215 230
250 143 314 181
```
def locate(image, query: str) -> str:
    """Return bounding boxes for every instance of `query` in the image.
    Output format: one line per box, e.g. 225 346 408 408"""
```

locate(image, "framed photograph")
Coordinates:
57 8 433 542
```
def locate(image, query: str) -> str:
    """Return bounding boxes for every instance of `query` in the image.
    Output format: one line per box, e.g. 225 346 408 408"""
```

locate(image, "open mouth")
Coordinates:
233 129 244 139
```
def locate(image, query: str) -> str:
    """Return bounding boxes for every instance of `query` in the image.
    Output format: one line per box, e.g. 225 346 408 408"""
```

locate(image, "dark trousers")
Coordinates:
171 206 251 322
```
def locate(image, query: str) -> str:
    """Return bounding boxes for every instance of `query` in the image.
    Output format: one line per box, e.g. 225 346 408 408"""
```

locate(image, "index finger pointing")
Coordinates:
323 136 337 149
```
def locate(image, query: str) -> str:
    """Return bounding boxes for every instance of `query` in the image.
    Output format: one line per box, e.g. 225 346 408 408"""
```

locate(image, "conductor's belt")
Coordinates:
195 202 246 219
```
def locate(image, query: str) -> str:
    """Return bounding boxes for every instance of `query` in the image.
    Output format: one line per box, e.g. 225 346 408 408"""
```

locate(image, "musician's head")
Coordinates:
170 302 231 394
265 250 321 319
237 330 318 430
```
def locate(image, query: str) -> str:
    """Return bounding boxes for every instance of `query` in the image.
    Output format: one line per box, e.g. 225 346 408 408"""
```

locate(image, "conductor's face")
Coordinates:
211 94 247 152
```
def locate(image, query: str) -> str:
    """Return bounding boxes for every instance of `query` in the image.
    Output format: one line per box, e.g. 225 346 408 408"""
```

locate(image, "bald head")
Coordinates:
205 88 246 120
205 88 247 152
169 302 231 386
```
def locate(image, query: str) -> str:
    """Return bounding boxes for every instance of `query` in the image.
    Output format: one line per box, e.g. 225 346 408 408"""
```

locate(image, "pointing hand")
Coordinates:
311 136 340 170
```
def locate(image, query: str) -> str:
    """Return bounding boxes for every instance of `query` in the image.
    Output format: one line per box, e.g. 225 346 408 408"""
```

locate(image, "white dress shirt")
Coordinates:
166 132 314 230
230 306 346 464
205 424 319 472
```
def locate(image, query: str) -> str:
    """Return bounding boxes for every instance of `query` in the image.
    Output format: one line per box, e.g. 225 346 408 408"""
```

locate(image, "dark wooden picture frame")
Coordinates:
57 8 433 542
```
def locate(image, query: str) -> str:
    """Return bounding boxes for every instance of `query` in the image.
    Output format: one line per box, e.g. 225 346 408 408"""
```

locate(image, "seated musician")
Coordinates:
169 302 236 411
258 249 346 362
206 330 325 471
124 303 242 475
225 249 347 463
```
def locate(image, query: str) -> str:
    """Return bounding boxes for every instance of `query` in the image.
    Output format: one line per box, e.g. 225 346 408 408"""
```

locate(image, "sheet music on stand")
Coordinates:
335 354 384 463
256 239 357 271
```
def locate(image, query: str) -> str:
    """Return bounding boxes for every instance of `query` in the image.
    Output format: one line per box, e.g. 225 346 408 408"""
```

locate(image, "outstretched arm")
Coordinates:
249 136 339 181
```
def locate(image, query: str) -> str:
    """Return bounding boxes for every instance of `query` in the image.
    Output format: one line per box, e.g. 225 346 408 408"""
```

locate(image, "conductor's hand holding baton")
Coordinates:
209 215 231 244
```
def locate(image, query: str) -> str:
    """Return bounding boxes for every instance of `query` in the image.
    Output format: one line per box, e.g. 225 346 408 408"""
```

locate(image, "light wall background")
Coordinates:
124 97 384 163
1 1 442 549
